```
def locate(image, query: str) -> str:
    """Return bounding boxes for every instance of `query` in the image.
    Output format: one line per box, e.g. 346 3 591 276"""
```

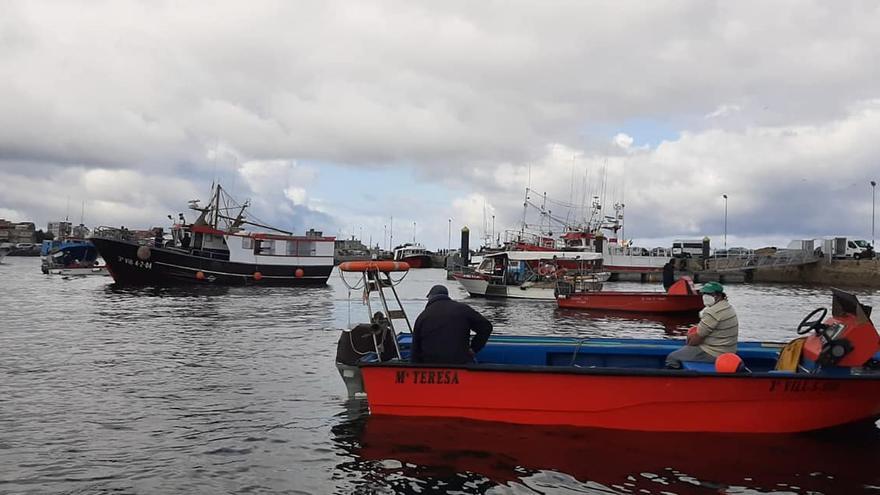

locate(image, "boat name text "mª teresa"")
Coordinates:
395 370 460 385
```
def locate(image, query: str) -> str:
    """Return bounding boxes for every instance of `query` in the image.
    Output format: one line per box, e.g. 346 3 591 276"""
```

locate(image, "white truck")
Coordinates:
671 239 705 258
814 237 873 259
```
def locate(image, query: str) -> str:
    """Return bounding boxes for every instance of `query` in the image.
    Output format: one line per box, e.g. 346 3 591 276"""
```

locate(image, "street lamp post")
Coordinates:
722 194 728 250
492 214 495 247
872 181 877 248
448 218 452 252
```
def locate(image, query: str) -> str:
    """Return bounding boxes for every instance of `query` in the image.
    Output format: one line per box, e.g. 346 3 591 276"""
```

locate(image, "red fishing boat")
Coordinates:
392 243 432 268
556 277 704 313
337 265 880 432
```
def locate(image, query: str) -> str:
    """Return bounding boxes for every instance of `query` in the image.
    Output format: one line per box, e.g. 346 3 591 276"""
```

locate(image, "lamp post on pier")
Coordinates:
722 194 728 250
492 214 496 247
448 218 453 252
872 181 877 248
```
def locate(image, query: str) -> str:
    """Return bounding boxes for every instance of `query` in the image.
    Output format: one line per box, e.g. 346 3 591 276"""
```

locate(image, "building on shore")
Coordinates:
0 219 36 244
48 221 72 239
334 236 371 264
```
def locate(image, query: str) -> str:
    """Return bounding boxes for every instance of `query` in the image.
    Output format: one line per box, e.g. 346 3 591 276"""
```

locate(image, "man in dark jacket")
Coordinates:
411 285 493 364
662 260 675 291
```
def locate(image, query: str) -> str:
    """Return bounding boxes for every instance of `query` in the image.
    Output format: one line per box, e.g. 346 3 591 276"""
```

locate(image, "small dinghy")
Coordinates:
556 277 704 314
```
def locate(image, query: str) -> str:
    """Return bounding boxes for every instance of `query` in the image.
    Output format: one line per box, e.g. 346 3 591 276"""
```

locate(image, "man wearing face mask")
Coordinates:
665 281 739 368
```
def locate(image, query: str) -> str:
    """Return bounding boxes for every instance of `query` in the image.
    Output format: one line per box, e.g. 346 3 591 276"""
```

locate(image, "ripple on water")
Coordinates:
2 260 880 493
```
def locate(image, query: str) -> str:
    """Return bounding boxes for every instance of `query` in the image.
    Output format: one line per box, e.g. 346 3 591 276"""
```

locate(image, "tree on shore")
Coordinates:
34 230 54 243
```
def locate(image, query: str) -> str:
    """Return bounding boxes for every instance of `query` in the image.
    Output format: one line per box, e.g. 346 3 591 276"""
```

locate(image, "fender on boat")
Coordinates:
339 261 411 272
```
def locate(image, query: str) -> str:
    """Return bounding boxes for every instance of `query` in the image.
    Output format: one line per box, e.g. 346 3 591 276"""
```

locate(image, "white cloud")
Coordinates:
613 133 634 149
284 187 308 206
705 104 742 119
462 100 880 248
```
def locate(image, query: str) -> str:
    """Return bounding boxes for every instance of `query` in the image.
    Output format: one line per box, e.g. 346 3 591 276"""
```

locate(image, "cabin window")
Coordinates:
242 237 253 249
286 240 297 255
297 241 316 256
257 239 275 255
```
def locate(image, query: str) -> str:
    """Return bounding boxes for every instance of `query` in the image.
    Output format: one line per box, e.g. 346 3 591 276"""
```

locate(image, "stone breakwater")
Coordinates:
751 259 880 287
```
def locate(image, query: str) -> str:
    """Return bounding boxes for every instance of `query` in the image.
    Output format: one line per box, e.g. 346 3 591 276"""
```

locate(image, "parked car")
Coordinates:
727 247 753 257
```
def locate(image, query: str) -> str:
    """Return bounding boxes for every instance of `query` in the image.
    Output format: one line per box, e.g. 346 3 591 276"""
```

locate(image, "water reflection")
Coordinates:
555 307 700 335
333 412 880 494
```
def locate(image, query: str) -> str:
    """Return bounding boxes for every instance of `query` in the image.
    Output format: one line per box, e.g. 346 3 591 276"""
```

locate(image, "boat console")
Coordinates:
800 289 880 369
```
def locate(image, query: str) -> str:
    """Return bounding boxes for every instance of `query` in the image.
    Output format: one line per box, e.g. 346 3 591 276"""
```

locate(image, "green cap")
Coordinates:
700 281 724 294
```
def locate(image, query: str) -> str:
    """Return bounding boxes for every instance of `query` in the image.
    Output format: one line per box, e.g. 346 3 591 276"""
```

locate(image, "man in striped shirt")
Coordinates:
665 281 739 368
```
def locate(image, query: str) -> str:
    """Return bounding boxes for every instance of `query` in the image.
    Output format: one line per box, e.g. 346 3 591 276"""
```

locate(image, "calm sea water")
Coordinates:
2 256 880 494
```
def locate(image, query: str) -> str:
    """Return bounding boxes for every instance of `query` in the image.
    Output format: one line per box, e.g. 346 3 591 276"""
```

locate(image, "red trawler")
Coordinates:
392 243 432 268
556 277 704 313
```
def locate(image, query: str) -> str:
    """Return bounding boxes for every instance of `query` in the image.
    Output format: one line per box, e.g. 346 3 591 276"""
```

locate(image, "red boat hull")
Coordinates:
399 255 431 269
361 365 880 433
558 292 703 313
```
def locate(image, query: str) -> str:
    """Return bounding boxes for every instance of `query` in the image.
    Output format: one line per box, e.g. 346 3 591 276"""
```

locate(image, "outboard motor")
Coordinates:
801 289 880 369
336 313 398 397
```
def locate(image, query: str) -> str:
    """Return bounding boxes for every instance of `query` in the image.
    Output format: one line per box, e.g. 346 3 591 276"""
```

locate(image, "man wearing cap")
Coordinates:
665 281 739 368
411 284 493 364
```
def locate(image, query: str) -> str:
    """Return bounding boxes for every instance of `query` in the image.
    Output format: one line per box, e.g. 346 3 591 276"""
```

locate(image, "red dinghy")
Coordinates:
557 277 704 313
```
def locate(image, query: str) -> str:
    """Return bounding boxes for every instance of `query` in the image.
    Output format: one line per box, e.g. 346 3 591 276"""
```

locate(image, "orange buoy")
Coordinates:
715 353 743 373
295 268 305 277
195 271 205 280
253 271 263 281
339 261 410 272
136 246 151 261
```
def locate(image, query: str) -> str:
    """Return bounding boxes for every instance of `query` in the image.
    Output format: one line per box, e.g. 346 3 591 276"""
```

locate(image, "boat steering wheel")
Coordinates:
796 307 828 335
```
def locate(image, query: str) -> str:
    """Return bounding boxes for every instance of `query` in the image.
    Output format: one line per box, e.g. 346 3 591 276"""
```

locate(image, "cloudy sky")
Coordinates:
2 1 879 250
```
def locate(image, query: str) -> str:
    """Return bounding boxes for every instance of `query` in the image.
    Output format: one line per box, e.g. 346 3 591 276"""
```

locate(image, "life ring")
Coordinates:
339 261 410 272
554 267 568 278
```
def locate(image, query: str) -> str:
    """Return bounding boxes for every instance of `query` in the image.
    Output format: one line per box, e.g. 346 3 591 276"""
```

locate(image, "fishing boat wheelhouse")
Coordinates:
92 184 335 286
453 250 607 300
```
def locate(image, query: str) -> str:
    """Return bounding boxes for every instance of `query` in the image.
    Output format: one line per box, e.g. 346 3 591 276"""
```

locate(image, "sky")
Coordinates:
2 1 880 251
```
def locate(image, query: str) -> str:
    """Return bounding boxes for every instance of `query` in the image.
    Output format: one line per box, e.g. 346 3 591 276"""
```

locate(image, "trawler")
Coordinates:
92 184 335 285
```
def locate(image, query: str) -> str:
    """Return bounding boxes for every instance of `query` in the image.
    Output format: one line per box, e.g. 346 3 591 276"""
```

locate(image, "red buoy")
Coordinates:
195 271 205 280
253 271 263 281
295 268 305 278
715 353 743 373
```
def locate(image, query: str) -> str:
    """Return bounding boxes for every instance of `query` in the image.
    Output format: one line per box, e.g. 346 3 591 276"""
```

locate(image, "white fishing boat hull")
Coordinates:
454 273 608 301
49 266 110 277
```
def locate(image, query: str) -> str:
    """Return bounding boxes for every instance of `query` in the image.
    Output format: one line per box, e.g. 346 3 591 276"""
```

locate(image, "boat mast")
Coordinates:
213 184 222 229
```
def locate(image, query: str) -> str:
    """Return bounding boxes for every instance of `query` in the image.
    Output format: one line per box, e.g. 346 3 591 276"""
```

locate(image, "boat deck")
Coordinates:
394 334 787 372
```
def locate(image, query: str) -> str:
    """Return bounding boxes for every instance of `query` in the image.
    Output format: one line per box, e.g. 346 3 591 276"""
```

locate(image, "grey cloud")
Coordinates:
2 1 880 248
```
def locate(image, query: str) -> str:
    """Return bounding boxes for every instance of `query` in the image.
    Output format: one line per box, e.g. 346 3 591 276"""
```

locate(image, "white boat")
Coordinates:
0 242 11 263
494 189 672 274
453 250 606 300
49 261 110 277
